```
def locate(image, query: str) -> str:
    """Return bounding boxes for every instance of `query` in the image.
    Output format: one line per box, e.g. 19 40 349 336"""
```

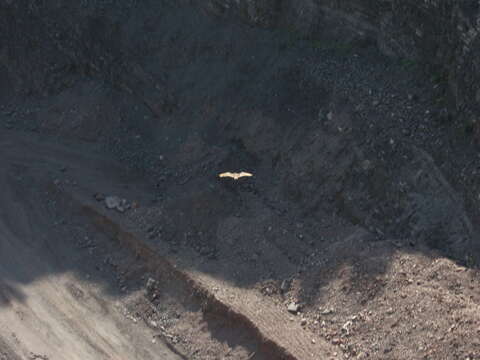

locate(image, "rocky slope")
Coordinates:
1 1 480 358
1 0 479 258
2 0 480 136
208 0 480 129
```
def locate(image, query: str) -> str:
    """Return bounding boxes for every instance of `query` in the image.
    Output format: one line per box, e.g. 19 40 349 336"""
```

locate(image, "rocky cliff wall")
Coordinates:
1 0 479 129
206 0 480 125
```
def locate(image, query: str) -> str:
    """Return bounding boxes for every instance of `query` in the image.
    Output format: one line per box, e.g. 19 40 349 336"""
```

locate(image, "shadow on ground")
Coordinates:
1 1 480 358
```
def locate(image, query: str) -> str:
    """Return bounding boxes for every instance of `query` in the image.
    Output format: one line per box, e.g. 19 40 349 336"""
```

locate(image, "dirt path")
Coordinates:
0 131 182 360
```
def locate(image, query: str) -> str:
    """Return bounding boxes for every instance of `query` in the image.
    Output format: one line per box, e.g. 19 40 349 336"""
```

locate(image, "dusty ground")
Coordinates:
0 132 187 360
1 1 480 359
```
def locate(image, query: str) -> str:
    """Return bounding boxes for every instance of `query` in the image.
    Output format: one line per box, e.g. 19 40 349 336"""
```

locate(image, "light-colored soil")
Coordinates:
2 129 477 360
0 132 183 360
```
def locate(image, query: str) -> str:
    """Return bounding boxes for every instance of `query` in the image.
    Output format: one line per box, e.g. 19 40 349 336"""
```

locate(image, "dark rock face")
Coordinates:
205 1 480 127
2 0 479 131
0 0 478 259
0 0 134 95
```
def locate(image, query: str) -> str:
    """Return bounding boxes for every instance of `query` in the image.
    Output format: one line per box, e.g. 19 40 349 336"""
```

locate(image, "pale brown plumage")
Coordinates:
218 171 253 180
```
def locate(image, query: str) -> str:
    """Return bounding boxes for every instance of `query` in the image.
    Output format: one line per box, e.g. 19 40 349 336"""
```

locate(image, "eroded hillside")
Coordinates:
1 1 480 359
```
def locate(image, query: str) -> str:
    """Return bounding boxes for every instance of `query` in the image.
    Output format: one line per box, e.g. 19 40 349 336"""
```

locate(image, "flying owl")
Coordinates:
218 171 253 180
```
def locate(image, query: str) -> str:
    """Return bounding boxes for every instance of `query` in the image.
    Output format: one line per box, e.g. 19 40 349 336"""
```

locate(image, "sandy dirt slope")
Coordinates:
1 123 480 360
0 131 182 360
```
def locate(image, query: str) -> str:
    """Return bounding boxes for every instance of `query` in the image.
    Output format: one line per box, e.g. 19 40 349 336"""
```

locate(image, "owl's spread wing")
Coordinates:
238 172 253 178
219 172 234 178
